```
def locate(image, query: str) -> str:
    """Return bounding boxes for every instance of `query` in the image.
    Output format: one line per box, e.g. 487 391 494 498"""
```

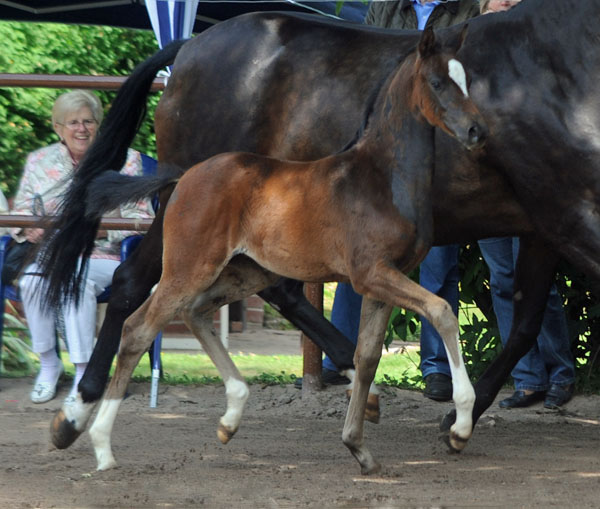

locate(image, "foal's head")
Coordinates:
411 25 487 150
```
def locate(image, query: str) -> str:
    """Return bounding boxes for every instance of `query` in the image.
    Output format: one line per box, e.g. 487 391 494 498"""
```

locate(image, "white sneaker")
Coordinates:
63 395 77 406
30 363 64 404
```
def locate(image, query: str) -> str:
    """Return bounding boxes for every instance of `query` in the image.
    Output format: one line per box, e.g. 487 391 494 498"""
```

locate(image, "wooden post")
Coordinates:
301 282 323 395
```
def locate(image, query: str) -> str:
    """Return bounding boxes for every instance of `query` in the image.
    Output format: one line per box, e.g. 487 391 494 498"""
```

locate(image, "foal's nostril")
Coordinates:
468 123 486 146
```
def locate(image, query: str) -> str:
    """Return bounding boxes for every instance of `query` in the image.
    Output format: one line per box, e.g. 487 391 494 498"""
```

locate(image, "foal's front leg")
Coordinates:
342 298 391 475
357 265 475 463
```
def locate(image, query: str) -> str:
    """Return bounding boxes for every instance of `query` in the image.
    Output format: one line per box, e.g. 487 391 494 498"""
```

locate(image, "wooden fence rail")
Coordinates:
0 214 153 231
0 73 165 91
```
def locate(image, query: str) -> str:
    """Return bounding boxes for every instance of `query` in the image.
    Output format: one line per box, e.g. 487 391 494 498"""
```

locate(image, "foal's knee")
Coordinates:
428 299 458 338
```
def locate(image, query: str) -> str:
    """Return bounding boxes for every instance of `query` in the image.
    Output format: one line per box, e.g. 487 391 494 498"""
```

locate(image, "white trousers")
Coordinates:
19 258 120 363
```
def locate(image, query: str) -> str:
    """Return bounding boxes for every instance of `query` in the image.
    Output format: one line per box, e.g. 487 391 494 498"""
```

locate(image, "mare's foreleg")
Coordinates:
342 298 391 475
51 222 164 450
441 236 559 432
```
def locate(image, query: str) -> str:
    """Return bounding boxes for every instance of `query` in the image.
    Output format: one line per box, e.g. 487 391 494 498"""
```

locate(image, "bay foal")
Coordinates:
79 27 484 474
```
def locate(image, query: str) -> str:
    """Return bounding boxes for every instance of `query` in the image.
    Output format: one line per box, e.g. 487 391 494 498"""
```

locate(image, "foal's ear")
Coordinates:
418 26 438 59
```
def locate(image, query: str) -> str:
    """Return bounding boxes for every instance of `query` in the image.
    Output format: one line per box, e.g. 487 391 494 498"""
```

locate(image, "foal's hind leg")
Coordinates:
89 290 181 470
51 220 165 450
182 257 280 443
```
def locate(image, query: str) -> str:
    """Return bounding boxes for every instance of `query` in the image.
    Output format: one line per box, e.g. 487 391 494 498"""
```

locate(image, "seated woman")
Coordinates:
10 90 154 404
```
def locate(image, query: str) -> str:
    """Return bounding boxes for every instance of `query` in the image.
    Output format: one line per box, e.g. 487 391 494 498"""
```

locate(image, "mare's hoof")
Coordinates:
217 423 237 444
440 408 456 433
345 390 381 424
50 409 82 449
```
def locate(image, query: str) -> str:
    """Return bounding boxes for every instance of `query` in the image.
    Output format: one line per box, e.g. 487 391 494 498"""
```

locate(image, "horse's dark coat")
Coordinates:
42 0 600 445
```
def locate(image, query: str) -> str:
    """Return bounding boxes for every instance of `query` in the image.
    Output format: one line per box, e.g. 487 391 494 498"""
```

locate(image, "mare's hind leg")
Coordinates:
262 278 381 422
51 220 165 450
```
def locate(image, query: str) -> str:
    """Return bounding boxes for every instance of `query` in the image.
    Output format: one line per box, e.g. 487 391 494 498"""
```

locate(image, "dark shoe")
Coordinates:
499 390 545 409
544 384 574 409
423 373 452 402
293 368 351 389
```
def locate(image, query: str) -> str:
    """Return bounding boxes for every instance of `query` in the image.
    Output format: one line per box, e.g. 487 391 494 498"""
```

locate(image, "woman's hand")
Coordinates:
24 228 45 243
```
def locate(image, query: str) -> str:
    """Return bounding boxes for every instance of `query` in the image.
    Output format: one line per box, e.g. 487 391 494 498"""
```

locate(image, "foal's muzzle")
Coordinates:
465 122 488 150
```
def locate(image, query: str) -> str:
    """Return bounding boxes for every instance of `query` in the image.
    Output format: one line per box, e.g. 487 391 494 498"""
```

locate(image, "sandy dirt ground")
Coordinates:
1 374 600 509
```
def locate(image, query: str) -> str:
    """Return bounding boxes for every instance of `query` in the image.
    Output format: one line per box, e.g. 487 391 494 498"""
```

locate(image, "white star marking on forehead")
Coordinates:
448 58 468 97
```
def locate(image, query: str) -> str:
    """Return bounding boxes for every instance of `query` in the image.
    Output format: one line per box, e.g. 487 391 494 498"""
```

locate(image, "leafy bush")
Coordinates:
1 305 35 376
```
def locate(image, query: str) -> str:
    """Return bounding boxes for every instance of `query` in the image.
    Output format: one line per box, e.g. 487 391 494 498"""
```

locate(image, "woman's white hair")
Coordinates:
52 89 103 126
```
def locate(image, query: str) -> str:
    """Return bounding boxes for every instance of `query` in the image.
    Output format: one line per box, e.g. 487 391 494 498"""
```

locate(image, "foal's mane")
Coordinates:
336 54 410 154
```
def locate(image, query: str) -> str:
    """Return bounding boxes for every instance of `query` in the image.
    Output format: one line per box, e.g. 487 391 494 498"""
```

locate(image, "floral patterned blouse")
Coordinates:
11 142 154 260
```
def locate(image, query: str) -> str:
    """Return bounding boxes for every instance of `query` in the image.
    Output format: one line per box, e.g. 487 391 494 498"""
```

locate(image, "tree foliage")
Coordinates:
0 21 160 196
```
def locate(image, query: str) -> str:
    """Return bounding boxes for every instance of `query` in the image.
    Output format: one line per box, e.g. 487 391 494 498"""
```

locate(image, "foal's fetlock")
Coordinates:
50 409 84 449
345 389 381 424
217 422 238 444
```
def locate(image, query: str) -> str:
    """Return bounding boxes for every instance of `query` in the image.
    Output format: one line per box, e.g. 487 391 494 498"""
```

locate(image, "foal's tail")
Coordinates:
85 171 178 220
37 39 187 309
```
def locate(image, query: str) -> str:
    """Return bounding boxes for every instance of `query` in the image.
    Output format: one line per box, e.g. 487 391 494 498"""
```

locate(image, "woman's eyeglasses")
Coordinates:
58 119 97 130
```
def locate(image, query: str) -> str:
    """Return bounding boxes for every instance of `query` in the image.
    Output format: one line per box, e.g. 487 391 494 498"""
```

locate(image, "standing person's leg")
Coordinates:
481 237 549 407
19 262 64 403
537 283 575 408
62 258 119 399
321 282 362 383
478 237 515 342
419 245 459 401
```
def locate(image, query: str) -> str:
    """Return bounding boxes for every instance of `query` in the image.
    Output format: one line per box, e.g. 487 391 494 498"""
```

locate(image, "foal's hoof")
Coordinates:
442 430 470 453
345 390 380 424
360 460 382 476
217 423 237 444
365 393 380 424
440 408 456 433
50 409 82 449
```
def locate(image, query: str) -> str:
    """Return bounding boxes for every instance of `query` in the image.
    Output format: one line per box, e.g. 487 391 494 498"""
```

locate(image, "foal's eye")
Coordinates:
430 79 442 90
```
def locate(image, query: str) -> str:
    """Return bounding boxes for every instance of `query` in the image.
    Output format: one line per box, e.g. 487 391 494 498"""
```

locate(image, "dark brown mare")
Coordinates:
78 27 484 474
43 0 600 459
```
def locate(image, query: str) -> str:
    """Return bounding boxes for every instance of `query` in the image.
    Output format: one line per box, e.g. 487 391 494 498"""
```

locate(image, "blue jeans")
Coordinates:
478 237 574 391
323 282 362 371
419 245 459 379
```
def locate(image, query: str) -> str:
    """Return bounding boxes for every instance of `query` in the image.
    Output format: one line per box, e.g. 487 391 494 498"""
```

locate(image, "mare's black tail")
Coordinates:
38 39 187 309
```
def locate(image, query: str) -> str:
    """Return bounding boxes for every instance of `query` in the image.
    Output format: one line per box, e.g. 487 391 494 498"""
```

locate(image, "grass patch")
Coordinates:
122 348 423 388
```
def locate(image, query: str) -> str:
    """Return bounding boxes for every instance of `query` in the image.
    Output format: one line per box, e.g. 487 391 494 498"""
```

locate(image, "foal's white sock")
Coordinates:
36 348 62 385
69 362 88 398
